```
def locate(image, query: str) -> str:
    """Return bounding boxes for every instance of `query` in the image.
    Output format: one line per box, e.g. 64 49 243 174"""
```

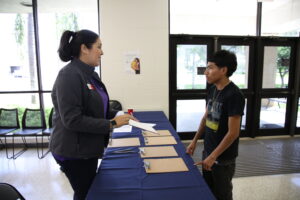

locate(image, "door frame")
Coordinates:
169 35 300 139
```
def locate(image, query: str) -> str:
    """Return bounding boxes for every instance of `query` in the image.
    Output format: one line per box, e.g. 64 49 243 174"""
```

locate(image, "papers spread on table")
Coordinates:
144 136 177 146
107 137 140 148
129 119 157 133
143 158 189 173
139 146 178 158
113 125 132 133
142 130 172 137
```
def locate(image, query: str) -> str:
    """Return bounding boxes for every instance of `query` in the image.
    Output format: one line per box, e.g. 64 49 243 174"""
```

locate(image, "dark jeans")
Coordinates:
202 160 236 200
55 157 98 200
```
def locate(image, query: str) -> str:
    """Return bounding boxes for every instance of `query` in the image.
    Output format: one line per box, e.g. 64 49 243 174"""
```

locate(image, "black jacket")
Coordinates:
50 58 117 159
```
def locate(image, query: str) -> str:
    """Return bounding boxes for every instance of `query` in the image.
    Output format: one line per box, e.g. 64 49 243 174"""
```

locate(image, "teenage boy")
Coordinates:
186 50 245 200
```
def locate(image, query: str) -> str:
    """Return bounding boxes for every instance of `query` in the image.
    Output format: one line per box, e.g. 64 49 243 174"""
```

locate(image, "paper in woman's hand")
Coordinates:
129 119 157 133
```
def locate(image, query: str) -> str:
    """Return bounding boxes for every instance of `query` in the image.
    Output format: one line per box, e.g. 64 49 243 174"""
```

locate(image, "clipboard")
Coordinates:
144 136 177 146
107 137 140 148
142 130 172 137
139 146 178 158
143 158 189 173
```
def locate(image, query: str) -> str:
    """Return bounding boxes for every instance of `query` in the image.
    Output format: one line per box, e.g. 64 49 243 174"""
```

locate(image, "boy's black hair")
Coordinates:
208 50 237 77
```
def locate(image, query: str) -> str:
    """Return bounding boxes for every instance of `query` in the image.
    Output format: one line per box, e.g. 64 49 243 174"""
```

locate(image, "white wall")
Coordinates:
99 0 169 116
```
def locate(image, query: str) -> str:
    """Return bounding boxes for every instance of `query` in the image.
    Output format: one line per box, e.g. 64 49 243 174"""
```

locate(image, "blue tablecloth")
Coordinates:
87 111 215 200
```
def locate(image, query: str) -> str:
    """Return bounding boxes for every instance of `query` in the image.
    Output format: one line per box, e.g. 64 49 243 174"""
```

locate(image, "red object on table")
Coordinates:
128 109 133 115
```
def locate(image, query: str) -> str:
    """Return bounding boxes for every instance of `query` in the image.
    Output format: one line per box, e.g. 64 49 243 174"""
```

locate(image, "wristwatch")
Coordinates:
109 120 117 145
110 120 117 129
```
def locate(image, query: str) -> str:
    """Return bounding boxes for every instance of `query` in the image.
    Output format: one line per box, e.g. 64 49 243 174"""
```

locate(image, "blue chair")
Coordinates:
0 108 20 159
9 108 46 159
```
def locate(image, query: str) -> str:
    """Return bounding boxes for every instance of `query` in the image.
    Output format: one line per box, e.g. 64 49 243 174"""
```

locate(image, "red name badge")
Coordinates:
87 83 95 90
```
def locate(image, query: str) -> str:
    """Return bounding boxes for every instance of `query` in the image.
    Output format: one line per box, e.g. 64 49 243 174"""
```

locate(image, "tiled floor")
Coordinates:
233 173 300 200
0 148 73 200
1 143 300 200
184 136 300 178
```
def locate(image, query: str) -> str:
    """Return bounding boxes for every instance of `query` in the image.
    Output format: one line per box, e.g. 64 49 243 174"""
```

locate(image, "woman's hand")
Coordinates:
112 114 137 128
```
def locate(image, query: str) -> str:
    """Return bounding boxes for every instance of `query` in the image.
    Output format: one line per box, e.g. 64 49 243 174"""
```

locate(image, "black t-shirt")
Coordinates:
204 82 245 161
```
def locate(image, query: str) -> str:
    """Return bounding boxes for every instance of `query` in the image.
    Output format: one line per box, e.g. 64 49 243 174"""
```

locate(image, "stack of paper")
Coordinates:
143 158 189 173
139 146 178 158
113 125 132 133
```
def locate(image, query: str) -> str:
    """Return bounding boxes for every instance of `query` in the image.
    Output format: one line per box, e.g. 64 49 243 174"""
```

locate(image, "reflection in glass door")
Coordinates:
262 46 291 89
260 98 287 129
176 100 206 132
176 45 207 90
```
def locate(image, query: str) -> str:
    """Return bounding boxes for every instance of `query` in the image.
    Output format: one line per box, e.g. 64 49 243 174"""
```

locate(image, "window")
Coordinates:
176 100 206 132
0 0 99 115
176 99 246 132
221 45 250 89
0 1 38 92
260 98 286 129
262 46 291 89
38 0 99 90
177 45 207 90
261 0 300 37
170 0 257 35
170 5 299 138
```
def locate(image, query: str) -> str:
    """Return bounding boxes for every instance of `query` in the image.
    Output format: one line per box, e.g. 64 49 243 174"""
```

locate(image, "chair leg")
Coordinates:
10 136 28 159
37 135 50 159
4 136 12 159
0 138 4 150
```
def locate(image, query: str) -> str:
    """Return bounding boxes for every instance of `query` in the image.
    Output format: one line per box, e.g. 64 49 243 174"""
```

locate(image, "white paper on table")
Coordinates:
113 125 132 133
115 111 125 116
129 120 157 133
139 122 156 127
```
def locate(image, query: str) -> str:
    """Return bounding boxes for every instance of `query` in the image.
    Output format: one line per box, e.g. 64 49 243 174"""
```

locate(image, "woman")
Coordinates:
50 29 135 200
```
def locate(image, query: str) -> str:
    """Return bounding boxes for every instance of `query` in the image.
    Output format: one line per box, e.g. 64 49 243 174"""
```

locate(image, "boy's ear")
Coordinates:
221 66 228 75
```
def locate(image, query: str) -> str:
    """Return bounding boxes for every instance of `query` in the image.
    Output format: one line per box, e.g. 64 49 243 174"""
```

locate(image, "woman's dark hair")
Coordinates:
208 50 237 77
58 29 99 62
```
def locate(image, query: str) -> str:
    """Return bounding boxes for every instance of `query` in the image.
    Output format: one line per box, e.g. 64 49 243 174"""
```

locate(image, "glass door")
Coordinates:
176 44 207 90
255 38 297 136
218 37 255 137
169 35 214 139
170 35 300 139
